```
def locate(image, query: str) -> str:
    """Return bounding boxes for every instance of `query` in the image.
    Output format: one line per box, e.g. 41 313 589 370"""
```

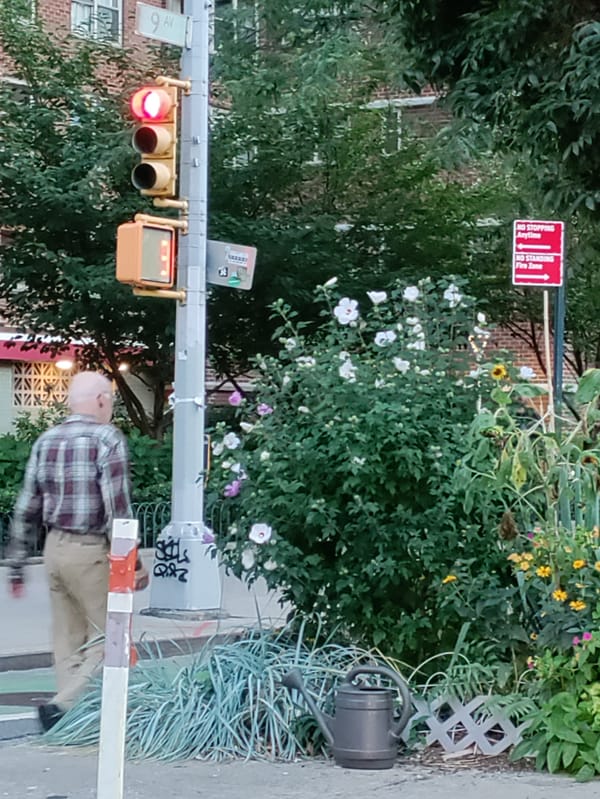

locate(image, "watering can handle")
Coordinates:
343 665 412 740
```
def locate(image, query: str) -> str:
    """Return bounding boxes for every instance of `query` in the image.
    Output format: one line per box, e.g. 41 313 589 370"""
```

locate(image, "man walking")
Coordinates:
8 371 149 731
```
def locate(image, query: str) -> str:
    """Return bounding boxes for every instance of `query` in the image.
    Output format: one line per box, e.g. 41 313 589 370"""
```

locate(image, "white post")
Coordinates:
96 519 139 799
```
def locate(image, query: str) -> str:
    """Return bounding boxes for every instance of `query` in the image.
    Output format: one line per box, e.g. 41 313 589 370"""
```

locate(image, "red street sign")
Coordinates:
512 219 564 287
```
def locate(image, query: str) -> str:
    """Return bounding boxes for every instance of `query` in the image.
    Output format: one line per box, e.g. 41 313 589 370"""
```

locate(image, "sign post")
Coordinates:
512 219 566 433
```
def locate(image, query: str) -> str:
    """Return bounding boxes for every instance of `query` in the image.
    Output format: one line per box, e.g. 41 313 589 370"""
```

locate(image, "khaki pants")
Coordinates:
43 530 109 710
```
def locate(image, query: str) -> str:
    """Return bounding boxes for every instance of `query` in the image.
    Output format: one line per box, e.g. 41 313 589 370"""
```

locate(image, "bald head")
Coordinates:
68 372 114 424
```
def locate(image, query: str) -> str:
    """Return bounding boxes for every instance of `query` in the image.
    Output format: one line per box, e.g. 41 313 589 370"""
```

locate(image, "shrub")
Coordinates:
207 278 514 662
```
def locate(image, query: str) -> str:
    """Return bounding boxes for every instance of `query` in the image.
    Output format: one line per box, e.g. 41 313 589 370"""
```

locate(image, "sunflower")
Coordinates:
490 364 508 380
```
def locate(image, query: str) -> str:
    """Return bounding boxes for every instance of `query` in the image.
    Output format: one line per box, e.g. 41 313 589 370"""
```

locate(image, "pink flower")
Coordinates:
201 527 215 544
223 480 242 498
583 632 593 642
228 391 243 406
573 636 581 646
257 403 273 416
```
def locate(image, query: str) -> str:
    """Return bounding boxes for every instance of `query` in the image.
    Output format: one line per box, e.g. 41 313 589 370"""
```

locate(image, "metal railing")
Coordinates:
0 501 173 559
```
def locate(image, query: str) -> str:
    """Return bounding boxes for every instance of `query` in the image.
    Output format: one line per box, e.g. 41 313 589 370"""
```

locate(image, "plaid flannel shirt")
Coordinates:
10 414 133 567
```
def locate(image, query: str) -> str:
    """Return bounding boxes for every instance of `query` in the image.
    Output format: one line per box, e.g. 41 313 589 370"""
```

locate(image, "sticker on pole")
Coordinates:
512 219 564 287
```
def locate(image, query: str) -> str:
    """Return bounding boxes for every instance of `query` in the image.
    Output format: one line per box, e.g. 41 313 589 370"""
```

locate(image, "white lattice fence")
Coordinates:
402 694 526 756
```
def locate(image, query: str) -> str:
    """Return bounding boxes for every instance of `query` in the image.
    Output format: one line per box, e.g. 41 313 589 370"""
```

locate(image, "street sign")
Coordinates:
135 2 191 48
206 240 257 290
512 219 565 287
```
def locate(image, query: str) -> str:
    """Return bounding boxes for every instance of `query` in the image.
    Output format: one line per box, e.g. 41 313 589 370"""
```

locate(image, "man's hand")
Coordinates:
9 566 25 598
134 563 149 592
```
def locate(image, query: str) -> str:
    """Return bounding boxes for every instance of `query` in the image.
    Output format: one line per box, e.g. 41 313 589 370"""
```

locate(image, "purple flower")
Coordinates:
583 632 593 642
223 480 242 498
526 531 535 539
201 527 215 544
257 403 273 416
228 391 243 407
573 636 581 646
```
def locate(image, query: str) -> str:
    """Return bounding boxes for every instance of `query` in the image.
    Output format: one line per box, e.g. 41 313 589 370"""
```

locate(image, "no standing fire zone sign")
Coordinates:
512 219 565 287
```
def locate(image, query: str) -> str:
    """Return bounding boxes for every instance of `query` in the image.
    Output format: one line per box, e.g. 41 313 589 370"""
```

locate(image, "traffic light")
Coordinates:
130 85 178 198
116 221 176 288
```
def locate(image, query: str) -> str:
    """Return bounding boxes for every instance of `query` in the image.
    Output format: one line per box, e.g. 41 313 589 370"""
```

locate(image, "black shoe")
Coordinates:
38 702 64 732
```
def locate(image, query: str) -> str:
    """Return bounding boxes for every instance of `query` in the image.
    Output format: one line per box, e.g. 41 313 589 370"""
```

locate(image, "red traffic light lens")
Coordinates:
130 87 173 121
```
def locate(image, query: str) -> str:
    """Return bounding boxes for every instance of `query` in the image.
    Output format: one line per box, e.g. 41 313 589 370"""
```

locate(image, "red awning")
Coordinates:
0 341 80 363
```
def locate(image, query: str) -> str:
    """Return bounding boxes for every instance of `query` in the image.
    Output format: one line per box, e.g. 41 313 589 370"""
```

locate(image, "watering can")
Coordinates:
281 664 412 770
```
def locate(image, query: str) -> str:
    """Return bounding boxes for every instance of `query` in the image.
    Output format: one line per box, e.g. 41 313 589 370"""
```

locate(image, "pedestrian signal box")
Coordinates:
116 221 176 289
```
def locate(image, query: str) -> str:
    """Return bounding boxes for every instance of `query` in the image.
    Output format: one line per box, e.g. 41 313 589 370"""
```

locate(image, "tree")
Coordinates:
383 0 600 214
0 1 175 437
206 0 514 376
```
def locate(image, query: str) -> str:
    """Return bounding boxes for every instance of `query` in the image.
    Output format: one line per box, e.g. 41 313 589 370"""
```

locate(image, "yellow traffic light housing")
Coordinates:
116 221 176 288
130 85 178 198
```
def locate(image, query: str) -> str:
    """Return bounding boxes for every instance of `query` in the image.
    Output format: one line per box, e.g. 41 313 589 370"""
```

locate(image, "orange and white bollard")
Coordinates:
96 518 139 799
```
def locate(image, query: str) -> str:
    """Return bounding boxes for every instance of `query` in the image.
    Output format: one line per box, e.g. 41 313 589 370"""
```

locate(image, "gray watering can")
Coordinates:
281 664 412 770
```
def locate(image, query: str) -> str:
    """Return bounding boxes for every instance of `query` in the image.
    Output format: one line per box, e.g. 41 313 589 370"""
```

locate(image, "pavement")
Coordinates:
0 549 290 737
1 741 597 798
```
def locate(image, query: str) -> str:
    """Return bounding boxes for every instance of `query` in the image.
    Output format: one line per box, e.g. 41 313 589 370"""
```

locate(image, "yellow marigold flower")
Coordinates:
552 589 568 602
520 561 531 571
536 566 552 578
564 546 573 553
569 600 587 612
507 553 522 563
491 364 508 380
594 561 600 572
442 574 457 585
522 553 535 561
573 560 586 570
530 632 538 641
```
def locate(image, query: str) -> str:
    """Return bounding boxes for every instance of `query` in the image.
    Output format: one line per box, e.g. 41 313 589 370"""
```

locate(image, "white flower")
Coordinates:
221 460 232 470
339 360 357 382
241 548 255 570
249 523 272 544
324 276 338 288
410 323 423 335
477 312 487 324
260 450 271 462
296 356 316 368
264 559 278 571
407 340 425 351
223 432 241 450
333 297 359 325
352 456 366 466
284 338 297 351
298 405 310 414
443 283 463 308
406 317 420 326
374 378 386 388
367 291 387 305
374 330 397 347
403 286 420 302
419 369 431 376
240 422 255 433
469 368 483 379
212 441 224 456
338 350 350 360
282 375 291 387
393 358 410 374
474 326 491 338
519 366 536 380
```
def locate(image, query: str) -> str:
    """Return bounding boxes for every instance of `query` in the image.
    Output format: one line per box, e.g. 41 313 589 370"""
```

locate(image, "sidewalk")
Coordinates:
0 549 289 738
0 549 289 670
0 741 594 799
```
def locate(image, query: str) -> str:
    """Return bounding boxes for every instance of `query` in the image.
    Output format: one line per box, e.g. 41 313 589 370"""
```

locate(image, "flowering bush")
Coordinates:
207 278 514 661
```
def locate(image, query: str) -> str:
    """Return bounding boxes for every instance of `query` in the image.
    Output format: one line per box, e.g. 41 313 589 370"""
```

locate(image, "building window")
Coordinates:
13 363 71 408
71 0 122 44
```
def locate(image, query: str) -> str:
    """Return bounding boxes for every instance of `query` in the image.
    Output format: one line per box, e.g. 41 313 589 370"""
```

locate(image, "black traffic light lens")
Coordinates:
132 126 159 154
131 163 158 190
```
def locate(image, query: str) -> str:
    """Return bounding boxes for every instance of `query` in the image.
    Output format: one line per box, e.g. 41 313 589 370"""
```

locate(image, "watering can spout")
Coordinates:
281 668 335 747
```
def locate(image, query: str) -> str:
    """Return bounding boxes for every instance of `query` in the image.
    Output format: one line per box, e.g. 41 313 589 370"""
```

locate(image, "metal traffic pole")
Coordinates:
146 0 222 615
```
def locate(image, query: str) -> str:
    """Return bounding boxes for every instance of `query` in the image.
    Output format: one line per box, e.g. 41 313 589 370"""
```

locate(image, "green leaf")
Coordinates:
547 740 562 773
575 764 596 782
561 741 578 768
